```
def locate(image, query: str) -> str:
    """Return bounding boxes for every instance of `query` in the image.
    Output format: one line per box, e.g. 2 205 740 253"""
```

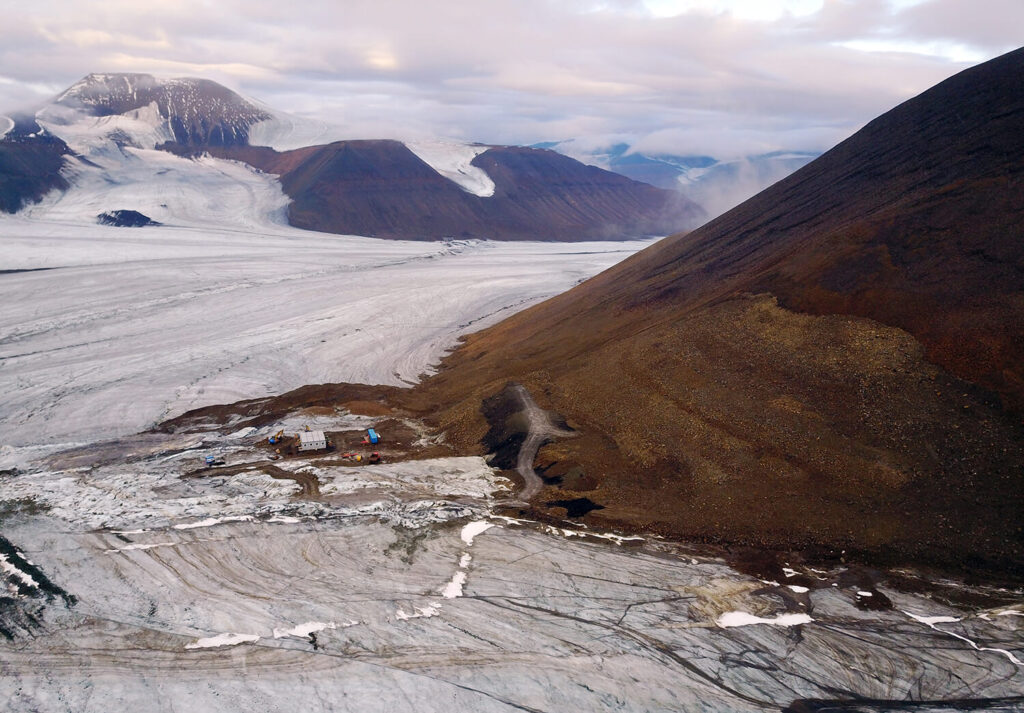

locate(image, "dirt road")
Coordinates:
512 384 574 503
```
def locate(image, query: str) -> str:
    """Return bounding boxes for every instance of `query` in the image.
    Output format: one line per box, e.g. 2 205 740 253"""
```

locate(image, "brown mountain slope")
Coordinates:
402 48 1024 577
189 140 702 240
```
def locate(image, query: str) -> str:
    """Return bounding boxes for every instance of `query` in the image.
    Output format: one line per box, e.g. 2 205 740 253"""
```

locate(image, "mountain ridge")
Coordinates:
165 139 702 240
0 72 703 240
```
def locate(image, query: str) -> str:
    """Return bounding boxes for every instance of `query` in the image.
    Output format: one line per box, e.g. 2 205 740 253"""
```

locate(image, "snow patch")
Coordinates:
173 515 253 530
788 585 809 594
227 427 257 439
185 632 260 649
396 603 441 621
717 612 814 628
906 612 960 626
441 571 467 599
272 621 351 639
406 140 496 197
0 552 39 590
0 115 12 139
461 520 495 546
905 611 1023 666
488 514 535 526
543 525 644 545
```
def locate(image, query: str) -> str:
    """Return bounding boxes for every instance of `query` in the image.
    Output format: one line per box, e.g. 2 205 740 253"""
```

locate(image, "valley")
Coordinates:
0 45 1022 713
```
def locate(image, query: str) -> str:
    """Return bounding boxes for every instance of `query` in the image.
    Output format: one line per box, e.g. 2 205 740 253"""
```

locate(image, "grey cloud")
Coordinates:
0 0 1013 156
896 0 1024 49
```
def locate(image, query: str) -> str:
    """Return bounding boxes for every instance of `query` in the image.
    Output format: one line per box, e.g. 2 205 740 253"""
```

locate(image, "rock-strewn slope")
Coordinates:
403 48 1024 578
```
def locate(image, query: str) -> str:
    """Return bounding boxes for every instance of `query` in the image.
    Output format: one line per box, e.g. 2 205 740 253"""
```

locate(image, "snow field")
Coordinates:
0 216 651 445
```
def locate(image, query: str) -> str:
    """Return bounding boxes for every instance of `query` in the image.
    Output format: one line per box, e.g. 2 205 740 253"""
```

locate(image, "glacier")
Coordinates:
0 76 1021 711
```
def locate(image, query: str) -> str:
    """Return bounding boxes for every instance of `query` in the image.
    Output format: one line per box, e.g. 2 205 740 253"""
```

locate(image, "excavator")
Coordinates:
268 429 285 445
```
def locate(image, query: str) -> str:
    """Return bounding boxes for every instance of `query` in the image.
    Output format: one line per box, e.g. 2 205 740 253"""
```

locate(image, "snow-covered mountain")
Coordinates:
47 73 271 146
0 74 703 239
538 140 819 219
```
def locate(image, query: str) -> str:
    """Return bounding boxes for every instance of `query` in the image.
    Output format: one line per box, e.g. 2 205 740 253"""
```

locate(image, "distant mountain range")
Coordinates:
535 140 819 218
412 47 1024 578
0 73 703 240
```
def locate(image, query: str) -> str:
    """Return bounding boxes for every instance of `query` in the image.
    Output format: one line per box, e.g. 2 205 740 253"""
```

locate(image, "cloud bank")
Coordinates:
0 0 1017 156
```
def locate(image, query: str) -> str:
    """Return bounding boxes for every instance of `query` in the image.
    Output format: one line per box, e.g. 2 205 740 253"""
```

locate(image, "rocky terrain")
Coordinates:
394 48 1024 580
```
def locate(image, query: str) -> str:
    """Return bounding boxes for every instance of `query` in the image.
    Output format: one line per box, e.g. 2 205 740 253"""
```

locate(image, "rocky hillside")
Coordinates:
405 48 1024 578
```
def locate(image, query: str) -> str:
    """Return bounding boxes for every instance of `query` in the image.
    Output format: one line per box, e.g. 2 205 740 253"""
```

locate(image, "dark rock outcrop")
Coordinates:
96 209 160 227
0 121 69 213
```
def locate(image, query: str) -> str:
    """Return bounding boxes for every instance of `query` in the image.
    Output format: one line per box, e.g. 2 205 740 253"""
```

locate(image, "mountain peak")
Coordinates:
52 72 270 146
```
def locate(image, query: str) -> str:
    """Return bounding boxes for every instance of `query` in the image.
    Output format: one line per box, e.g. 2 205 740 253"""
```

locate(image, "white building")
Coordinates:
297 430 327 452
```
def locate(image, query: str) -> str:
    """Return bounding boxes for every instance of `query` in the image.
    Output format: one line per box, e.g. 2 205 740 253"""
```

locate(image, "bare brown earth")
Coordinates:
393 49 1024 580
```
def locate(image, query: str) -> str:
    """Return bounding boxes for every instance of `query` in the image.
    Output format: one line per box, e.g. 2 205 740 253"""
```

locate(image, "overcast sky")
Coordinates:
0 0 1019 157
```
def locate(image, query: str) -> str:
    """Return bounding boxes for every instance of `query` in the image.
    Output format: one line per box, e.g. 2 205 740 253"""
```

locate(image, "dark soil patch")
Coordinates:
479 383 530 470
544 497 605 518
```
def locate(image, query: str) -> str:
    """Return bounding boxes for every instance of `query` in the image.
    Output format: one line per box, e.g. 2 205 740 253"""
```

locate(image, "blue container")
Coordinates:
367 429 379 444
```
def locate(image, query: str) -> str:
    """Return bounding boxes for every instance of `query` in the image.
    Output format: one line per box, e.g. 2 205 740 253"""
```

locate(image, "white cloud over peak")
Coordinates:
0 0 1016 157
